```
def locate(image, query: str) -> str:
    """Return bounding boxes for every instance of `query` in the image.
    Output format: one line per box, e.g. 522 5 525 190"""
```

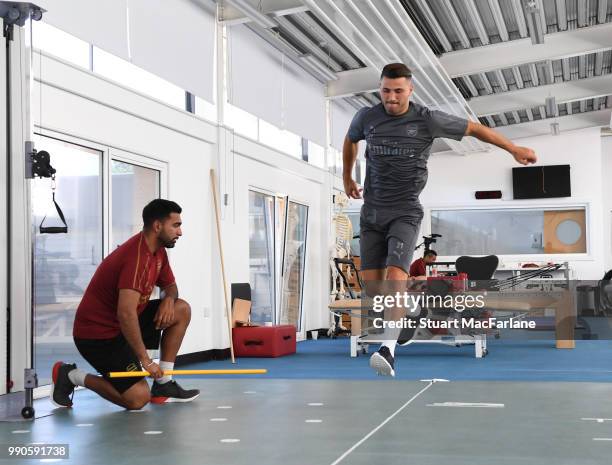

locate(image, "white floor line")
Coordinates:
582 418 612 423
593 438 612 441
427 402 504 408
329 381 435 465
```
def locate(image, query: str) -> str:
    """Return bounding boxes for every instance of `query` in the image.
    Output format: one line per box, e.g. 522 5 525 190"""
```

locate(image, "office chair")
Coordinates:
455 255 499 281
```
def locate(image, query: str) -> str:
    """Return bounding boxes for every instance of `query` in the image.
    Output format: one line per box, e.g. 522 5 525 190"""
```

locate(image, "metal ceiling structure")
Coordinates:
219 0 612 150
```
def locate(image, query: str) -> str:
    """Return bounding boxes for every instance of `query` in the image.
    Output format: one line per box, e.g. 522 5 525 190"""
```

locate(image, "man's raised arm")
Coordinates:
466 120 537 165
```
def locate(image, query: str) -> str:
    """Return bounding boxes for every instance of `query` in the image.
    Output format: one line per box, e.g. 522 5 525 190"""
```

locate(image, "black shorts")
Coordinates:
74 299 162 394
359 204 423 274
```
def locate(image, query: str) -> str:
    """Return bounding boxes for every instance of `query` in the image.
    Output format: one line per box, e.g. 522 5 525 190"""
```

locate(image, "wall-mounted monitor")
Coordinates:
512 165 571 199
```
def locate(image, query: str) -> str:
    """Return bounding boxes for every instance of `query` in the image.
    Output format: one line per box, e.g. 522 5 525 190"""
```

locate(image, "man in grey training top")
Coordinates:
343 63 537 377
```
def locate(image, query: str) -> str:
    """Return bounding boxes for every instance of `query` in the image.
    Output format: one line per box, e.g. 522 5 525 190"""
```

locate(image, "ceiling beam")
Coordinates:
598 0 609 24
555 0 567 31
274 16 343 72
440 22 612 77
441 0 471 48
470 74 612 115
219 0 308 25
326 67 380 98
292 12 361 69
487 0 509 41
509 0 528 37
413 0 453 52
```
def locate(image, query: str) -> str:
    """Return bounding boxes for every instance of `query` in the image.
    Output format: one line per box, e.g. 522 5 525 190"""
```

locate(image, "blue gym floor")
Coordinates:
2 337 612 464
188 338 612 383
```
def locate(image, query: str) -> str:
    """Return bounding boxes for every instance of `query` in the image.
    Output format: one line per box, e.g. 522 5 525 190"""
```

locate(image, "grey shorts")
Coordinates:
359 204 423 274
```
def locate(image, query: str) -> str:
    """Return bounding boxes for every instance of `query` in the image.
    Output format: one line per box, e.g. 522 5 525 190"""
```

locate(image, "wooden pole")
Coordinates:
210 169 236 363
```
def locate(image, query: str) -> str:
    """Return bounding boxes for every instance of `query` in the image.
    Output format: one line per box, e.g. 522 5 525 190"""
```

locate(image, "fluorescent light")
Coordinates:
524 0 544 44
226 0 277 29
298 54 338 81
550 122 560 135
545 96 557 117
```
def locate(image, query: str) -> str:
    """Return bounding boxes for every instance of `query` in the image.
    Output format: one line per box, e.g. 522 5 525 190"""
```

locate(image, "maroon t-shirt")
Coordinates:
409 257 426 277
73 232 175 339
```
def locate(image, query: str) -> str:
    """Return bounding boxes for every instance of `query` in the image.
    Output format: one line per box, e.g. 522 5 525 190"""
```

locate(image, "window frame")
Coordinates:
28 129 168 397
426 202 593 261
108 147 168 251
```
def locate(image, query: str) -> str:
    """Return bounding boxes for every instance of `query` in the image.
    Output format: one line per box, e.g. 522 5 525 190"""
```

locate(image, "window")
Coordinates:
431 207 587 255
248 191 276 324
92 47 185 109
308 141 325 168
30 134 167 387
111 160 160 249
224 103 258 140
280 201 309 331
32 21 90 69
328 147 342 176
195 96 217 123
31 135 103 385
258 120 302 158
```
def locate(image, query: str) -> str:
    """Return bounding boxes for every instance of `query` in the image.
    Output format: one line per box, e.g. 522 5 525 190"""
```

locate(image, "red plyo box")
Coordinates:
232 325 296 357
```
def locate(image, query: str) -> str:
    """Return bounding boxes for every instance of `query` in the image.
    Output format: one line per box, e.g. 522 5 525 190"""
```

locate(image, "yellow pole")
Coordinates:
108 369 267 378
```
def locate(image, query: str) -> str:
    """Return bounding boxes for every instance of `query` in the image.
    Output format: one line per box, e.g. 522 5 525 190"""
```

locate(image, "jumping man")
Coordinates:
343 63 537 377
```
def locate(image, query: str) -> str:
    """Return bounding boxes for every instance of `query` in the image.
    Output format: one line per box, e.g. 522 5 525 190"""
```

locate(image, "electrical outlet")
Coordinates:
203 307 210 318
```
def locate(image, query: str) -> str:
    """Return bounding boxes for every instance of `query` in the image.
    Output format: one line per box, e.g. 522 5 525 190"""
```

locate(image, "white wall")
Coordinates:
602 135 612 274
216 136 331 335
29 52 333 358
422 127 606 279
32 53 217 355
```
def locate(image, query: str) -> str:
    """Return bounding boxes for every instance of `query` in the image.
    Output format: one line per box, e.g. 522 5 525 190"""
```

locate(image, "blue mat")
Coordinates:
182 338 612 382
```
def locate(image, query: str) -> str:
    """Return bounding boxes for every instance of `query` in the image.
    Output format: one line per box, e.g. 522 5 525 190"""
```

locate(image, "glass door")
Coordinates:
248 190 276 324
279 201 309 332
31 135 103 385
111 159 161 249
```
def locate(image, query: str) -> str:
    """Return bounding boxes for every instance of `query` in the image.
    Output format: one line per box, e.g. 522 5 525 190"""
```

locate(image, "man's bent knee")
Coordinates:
124 396 150 410
387 266 409 280
122 380 150 410
175 299 191 322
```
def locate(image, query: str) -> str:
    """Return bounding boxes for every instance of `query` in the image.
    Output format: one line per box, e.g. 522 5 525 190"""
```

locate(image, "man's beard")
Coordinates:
160 235 177 248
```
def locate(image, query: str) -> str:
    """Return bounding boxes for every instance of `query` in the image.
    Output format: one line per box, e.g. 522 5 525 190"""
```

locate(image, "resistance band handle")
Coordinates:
40 193 68 234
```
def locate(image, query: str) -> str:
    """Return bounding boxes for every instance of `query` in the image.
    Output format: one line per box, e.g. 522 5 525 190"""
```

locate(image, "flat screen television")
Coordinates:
512 165 571 199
